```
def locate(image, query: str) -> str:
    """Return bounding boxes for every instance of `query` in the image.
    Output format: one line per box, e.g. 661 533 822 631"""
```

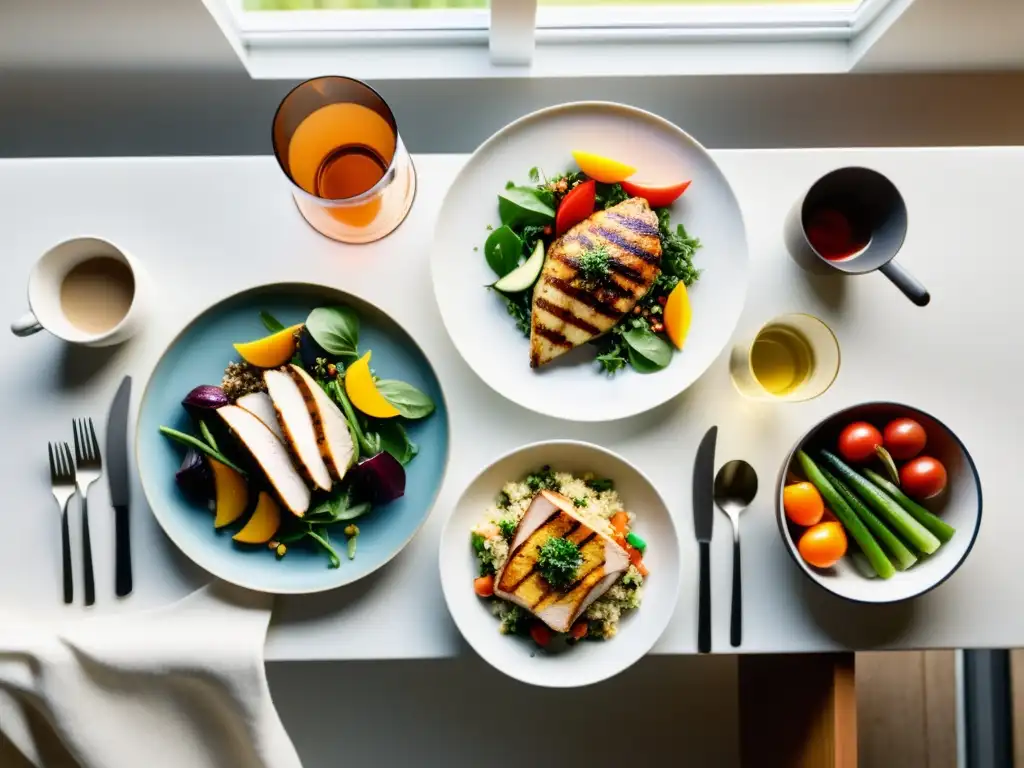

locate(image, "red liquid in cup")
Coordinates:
805 207 870 262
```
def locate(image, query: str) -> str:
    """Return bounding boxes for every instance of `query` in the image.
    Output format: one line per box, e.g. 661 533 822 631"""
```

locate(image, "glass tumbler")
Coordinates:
729 313 840 402
272 76 416 244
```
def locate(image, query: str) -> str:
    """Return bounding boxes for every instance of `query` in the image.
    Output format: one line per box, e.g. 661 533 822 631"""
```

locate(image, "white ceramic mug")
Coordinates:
10 236 146 347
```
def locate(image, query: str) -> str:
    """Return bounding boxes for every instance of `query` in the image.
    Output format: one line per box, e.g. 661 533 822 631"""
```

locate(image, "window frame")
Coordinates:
205 0 915 80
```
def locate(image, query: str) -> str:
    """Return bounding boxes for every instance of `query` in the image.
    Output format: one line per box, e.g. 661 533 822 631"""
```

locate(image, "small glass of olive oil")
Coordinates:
729 314 840 401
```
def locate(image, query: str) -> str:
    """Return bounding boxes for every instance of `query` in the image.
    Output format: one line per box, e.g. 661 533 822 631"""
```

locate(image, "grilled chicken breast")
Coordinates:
530 197 662 367
494 490 630 633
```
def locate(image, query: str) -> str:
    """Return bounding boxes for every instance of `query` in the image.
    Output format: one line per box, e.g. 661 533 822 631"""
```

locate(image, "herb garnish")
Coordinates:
585 477 615 493
572 497 588 508
497 517 517 541
526 465 558 493
537 536 582 588
578 245 611 287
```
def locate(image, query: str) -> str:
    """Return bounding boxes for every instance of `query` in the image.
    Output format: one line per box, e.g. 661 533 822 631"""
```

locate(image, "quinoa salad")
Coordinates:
470 466 648 647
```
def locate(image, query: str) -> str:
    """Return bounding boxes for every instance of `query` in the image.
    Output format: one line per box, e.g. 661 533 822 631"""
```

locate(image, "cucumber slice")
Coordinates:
493 241 545 294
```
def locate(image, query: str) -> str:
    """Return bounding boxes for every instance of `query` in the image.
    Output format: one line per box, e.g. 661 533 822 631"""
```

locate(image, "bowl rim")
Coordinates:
776 400 983 605
135 280 452 595
438 437 682 687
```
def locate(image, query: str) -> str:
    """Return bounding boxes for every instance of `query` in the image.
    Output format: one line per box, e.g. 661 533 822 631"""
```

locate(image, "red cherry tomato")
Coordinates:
838 421 883 463
555 180 596 236
619 179 691 208
529 623 552 648
900 456 947 499
883 418 927 460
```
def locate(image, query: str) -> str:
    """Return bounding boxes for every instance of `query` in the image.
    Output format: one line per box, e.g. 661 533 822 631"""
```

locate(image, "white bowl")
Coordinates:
430 101 749 422
439 440 681 688
778 402 982 604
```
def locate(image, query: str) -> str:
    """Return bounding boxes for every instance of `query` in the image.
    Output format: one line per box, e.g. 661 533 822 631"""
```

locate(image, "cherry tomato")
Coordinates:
555 180 596 236
798 521 848 569
900 456 947 499
838 421 883 463
783 482 825 527
529 623 552 648
883 418 927 460
619 179 691 208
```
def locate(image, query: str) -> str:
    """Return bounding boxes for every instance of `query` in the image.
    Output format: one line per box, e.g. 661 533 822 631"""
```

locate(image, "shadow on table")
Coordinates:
57 340 131 391
797 572 917 648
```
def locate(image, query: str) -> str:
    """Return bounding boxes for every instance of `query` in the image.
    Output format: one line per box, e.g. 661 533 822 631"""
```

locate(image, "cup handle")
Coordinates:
879 261 931 307
10 311 42 337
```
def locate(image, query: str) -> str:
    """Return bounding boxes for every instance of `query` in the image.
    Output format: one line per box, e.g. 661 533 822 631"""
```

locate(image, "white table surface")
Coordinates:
1 149 1020 660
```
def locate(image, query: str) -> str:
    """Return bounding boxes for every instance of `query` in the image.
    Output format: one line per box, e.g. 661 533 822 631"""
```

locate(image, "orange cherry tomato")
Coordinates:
555 180 596 236
783 482 825 527
798 521 848 569
473 574 494 597
619 179 691 208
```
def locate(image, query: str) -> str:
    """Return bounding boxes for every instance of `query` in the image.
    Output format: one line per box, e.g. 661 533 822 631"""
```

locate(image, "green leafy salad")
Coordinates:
480 165 703 374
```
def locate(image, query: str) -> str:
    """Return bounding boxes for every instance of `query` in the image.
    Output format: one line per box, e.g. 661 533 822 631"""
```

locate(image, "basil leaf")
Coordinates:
498 186 555 229
484 225 522 278
260 311 285 333
622 326 672 370
306 306 359 358
626 345 665 374
374 419 419 465
375 379 436 419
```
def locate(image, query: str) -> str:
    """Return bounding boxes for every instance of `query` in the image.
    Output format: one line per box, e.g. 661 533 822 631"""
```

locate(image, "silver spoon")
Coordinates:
714 460 758 648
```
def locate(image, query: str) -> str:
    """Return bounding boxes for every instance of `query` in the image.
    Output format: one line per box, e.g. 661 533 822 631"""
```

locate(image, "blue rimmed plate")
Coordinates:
136 283 449 594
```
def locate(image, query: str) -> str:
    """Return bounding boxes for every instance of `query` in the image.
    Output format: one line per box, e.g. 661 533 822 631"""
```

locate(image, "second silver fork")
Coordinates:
73 418 102 606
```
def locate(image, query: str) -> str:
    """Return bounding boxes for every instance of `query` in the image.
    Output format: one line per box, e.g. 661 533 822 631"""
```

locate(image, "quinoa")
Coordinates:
471 468 644 643
221 361 267 401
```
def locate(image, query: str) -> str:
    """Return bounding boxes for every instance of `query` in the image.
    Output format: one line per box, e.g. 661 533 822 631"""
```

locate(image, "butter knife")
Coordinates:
693 425 718 653
107 376 132 596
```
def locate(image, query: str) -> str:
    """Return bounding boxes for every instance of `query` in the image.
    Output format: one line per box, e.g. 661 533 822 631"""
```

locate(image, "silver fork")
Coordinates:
73 418 101 606
48 442 76 605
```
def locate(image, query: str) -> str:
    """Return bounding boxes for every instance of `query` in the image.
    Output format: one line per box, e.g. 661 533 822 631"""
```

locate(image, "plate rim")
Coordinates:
430 99 750 422
438 437 683 688
136 280 451 595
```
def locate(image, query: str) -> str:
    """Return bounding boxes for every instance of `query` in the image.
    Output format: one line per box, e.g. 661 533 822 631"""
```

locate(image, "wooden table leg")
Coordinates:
739 653 857 768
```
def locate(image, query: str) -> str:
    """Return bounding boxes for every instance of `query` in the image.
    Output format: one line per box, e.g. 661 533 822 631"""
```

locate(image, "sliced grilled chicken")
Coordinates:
494 490 630 633
235 392 285 442
288 364 356 481
217 404 311 517
264 369 332 492
530 197 662 367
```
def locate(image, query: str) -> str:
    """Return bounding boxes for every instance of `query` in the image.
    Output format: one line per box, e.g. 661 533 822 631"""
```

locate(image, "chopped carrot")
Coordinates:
614 534 629 550
610 511 629 536
570 621 588 641
636 561 650 578
473 574 494 597
626 544 644 567
530 623 552 648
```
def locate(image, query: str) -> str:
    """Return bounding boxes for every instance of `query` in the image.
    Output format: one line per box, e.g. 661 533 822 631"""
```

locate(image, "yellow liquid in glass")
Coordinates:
750 326 815 396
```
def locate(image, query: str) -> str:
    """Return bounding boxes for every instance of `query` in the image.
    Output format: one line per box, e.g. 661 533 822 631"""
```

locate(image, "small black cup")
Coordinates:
784 167 930 307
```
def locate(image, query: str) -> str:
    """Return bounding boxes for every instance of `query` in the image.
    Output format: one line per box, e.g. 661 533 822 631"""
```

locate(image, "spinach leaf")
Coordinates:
484 225 523 277
373 419 419 465
622 326 672 370
307 485 353 520
498 186 555 229
306 306 360 358
260 311 285 333
375 380 435 419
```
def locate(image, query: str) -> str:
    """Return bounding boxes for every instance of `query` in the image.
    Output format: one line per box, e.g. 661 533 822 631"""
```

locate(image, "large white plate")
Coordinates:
430 102 749 422
439 440 681 688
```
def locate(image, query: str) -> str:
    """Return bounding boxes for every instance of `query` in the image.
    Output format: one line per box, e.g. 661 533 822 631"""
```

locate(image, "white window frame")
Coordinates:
204 0 915 81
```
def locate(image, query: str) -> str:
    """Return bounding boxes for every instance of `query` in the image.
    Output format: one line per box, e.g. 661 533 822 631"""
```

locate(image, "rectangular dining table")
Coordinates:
0 149 1019 661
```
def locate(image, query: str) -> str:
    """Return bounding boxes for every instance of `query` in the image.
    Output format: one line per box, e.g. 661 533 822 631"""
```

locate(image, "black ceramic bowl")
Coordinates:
777 402 982 603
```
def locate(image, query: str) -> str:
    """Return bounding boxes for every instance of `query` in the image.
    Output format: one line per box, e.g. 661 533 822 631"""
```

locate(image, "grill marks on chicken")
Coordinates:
530 197 662 367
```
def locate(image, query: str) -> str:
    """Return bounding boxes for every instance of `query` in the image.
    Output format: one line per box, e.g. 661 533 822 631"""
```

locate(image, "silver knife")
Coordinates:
107 375 133 597
693 425 718 653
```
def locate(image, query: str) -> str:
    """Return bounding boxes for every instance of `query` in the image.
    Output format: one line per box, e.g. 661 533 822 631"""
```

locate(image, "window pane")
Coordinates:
538 1 856 5
244 0 488 9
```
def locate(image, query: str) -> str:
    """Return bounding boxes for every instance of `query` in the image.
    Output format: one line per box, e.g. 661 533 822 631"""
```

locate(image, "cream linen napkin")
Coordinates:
0 582 301 768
